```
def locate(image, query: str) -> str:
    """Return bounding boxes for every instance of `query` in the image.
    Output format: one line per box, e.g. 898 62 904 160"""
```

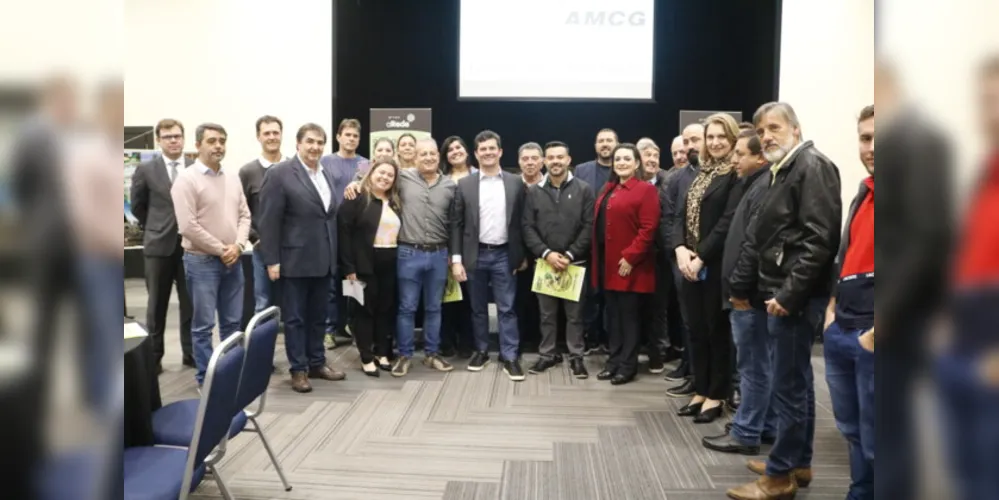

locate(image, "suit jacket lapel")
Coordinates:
469 174 481 233
152 156 171 190
322 165 337 213
504 175 518 227
291 157 326 212
701 173 727 202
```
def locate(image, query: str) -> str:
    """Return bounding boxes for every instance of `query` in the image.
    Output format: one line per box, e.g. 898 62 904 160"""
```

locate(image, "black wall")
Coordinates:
335 0 781 163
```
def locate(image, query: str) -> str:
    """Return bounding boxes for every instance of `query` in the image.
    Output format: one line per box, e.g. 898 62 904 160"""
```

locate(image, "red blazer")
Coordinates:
591 177 660 293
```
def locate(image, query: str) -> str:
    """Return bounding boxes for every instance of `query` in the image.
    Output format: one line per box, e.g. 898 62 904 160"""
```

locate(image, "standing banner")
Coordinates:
679 110 743 130
368 108 432 157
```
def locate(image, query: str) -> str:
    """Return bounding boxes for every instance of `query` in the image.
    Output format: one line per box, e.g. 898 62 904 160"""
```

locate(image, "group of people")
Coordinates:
131 99 875 500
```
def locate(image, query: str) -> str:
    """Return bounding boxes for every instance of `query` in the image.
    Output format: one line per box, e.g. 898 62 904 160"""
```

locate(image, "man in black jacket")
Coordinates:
704 130 774 455
522 141 595 379
659 124 703 395
728 103 842 500
239 115 284 313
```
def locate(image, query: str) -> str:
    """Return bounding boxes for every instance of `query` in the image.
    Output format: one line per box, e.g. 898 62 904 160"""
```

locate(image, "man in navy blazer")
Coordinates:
259 123 347 393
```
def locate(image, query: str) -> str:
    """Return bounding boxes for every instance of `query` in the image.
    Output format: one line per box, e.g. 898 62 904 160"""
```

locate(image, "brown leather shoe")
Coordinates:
746 460 812 488
726 475 797 500
291 372 312 393
309 365 347 381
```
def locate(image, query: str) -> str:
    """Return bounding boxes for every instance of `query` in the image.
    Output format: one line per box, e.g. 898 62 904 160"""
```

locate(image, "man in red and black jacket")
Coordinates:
822 105 876 500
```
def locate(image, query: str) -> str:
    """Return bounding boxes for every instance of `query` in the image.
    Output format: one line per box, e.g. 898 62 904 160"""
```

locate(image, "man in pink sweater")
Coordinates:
171 123 251 385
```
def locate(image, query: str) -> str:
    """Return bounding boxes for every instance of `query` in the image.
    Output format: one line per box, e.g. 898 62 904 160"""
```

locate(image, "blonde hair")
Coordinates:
702 113 740 173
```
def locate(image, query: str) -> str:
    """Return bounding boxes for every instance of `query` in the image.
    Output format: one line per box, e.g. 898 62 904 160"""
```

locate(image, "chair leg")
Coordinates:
209 464 235 500
250 416 293 491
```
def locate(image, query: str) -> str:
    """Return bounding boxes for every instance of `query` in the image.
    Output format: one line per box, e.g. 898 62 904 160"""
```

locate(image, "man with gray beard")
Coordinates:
727 103 841 500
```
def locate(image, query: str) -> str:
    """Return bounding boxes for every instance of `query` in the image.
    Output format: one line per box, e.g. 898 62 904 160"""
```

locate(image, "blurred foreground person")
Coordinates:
728 103 841 500
939 56 999 500
874 59 953 500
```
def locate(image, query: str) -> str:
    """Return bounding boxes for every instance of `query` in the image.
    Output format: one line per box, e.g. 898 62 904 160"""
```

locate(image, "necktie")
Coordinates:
169 161 179 183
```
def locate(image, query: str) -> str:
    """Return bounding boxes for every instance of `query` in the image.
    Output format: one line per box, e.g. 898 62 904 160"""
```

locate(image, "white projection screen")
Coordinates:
458 0 655 101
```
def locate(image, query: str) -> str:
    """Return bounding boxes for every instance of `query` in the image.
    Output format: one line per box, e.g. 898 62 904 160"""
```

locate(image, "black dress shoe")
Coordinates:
664 362 689 382
665 379 696 398
677 402 703 417
596 369 616 381
702 433 760 455
694 405 724 424
529 355 563 374
724 422 777 445
569 357 589 379
610 374 635 385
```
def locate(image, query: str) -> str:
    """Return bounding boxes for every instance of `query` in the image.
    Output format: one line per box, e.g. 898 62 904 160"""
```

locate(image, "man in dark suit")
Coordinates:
129 118 194 371
451 130 529 381
259 123 347 393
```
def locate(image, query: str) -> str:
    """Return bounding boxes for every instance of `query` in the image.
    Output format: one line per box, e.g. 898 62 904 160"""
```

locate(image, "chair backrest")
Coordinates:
178 330 246 499
236 307 281 413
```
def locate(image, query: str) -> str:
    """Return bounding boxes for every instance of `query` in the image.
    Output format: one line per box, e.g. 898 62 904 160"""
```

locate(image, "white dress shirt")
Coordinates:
478 171 508 245
162 152 184 182
299 155 332 211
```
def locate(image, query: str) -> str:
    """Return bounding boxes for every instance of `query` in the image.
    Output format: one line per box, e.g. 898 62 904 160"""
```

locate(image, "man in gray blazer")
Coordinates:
450 130 528 381
129 118 194 371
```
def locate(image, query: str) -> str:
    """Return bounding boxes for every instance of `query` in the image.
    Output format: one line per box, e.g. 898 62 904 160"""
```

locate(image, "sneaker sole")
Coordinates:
573 372 589 380
504 368 526 381
649 367 666 374
428 365 455 372
467 360 490 372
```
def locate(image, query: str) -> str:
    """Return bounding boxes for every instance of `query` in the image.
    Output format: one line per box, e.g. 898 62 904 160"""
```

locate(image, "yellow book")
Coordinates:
531 258 586 302
443 273 463 303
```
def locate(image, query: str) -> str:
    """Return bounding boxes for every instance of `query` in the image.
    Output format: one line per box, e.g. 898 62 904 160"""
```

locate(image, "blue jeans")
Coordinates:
824 320 875 500
396 245 448 357
936 348 999 500
283 276 329 373
183 253 244 385
729 307 777 446
252 248 272 313
670 259 693 367
77 256 124 414
468 248 519 361
765 298 823 477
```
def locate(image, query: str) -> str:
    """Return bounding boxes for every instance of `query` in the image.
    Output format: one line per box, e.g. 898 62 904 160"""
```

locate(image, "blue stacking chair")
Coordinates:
152 307 291 492
123 330 246 500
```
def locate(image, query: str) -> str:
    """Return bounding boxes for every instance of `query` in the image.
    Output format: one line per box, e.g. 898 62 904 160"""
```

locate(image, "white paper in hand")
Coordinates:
342 279 366 306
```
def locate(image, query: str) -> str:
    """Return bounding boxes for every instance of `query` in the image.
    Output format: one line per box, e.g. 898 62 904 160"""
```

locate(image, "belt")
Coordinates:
479 242 508 250
399 241 448 252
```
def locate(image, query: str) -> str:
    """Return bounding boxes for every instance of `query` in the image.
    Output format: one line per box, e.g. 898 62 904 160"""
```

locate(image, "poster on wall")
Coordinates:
124 150 159 224
368 108 432 158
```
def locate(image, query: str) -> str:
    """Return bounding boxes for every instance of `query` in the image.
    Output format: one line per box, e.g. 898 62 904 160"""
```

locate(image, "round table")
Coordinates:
123 322 162 448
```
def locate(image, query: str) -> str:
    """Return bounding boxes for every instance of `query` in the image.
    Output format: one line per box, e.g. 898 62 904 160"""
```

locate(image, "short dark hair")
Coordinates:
474 130 502 150
195 123 226 143
337 118 361 135
296 123 327 143
544 141 570 155
255 115 282 134
596 128 618 141
155 118 184 138
858 105 874 123
739 121 754 132
737 129 762 156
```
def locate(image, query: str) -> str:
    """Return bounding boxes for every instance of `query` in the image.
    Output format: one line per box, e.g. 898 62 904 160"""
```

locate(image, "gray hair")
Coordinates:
518 142 543 157
753 102 803 136
415 136 438 151
636 137 660 152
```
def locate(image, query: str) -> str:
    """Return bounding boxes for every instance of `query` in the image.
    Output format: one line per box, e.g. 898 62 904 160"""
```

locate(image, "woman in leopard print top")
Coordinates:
671 113 742 423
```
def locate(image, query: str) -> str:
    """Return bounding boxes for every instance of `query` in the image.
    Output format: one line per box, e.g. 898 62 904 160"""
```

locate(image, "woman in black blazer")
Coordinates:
672 114 742 423
338 156 404 377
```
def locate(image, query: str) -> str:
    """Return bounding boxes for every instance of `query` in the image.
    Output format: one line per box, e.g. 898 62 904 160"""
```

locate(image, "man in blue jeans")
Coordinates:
451 130 529 381
727 103 841 500
705 130 775 455
171 123 252 386
822 105 876 500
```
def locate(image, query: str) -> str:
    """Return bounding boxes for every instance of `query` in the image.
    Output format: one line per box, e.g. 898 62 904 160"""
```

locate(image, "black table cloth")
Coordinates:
123 322 162 448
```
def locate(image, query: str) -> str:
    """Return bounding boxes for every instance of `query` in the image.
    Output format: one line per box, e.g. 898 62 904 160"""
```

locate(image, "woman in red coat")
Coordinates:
591 143 661 385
